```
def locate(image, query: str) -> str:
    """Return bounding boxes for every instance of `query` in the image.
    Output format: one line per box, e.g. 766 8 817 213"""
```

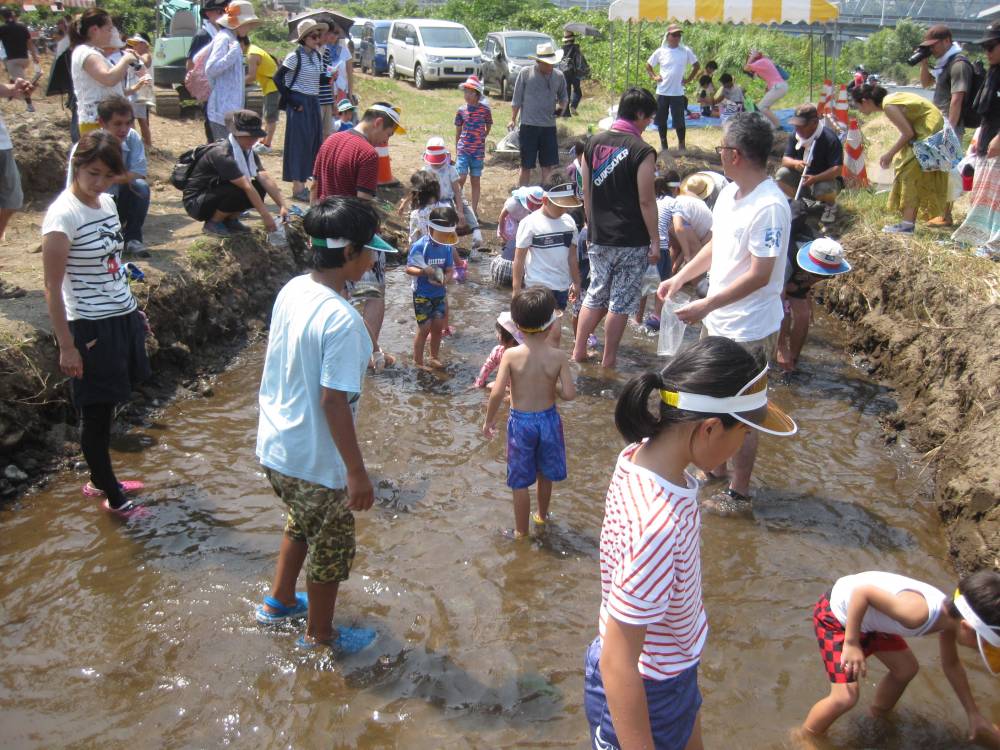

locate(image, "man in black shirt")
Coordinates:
572 87 659 369
775 104 843 224
0 8 39 112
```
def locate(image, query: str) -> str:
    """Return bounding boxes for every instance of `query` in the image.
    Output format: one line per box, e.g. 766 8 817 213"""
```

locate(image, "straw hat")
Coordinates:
796 238 851 277
458 74 485 95
295 17 328 42
423 136 450 166
218 0 260 30
531 42 564 65
126 34 149 49
680 173 713 201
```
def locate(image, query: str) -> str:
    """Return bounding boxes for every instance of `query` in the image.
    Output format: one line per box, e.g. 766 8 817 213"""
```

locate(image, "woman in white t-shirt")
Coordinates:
585 338 796 750
68 9 137 135
41 131 151 516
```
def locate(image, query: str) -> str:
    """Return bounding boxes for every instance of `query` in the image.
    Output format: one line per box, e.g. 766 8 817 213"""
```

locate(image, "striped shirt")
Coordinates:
318 41 350 106
598 442 707 680
41 191 137 321
283 46 323 97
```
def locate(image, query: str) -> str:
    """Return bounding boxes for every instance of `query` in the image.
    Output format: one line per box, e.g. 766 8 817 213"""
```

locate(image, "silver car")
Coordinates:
480 31 555 101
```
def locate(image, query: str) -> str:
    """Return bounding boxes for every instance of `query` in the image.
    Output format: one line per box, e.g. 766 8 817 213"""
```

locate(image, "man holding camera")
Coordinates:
916 24 972 227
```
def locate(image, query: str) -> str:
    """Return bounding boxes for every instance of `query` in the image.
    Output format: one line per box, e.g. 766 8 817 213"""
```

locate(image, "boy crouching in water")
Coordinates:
801 569 1000 746
483 287 576 538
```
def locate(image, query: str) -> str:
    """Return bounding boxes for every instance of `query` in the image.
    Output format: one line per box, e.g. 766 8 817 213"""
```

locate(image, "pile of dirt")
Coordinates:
0 222 312 499
11 115 72 202
825 229 1000 572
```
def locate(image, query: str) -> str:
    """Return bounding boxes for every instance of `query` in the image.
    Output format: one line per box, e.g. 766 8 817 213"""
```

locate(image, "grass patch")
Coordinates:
186 238 223 271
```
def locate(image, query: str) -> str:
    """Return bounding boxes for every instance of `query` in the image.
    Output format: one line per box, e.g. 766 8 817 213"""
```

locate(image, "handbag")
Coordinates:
912 122 963 172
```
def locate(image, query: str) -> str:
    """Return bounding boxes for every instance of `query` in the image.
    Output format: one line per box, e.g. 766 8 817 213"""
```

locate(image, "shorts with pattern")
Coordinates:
265 467 356 584
813 591 909 684
582 243 649 316
506 405 567 489
413 293 447 324
455 153 484 177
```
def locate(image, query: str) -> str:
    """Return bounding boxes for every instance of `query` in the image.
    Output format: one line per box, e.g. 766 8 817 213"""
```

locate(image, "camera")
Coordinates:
907 46 932 66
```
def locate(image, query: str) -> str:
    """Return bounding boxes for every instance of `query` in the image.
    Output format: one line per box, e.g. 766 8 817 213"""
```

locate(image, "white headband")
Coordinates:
955 594 1000 648
517 310 561 334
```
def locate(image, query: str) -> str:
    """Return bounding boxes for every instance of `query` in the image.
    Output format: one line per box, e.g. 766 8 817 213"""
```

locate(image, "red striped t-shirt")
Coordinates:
598 442 707 680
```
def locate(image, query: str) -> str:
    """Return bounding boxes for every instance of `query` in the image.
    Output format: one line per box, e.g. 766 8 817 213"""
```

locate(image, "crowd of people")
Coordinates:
2 3 1000 748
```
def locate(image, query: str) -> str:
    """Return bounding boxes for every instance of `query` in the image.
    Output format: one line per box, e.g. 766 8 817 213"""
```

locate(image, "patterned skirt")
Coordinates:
952 156 1000 253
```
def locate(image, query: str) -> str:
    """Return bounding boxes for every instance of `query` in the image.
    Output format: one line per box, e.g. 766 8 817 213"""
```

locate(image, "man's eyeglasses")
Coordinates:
715 145 741 155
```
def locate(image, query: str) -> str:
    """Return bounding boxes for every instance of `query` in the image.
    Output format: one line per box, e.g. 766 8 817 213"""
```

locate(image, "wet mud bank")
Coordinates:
0 226 312 500
825 233 1000 572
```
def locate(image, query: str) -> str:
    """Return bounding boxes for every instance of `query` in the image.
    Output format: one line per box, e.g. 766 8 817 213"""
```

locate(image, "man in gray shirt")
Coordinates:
509 42 568 186
918 23 972 226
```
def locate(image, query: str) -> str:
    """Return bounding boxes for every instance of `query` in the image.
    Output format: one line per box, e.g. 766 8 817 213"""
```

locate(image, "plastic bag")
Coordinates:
947 169 963 202
658 292 690 357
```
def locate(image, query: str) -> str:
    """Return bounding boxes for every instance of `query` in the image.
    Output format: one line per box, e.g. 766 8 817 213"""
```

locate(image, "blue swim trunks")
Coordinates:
413 294 447 325
506 405 567 489
584 637 702 750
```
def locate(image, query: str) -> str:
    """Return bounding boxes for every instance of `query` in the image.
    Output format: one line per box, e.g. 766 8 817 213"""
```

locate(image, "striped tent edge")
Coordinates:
608 0 839 24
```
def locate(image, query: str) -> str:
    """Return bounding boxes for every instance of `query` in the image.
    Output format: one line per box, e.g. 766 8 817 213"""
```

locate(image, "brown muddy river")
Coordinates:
3 260 997 749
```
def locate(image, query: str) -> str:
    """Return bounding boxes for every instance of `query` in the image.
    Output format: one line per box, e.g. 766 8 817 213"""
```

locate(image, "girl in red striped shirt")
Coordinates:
585 336 797 749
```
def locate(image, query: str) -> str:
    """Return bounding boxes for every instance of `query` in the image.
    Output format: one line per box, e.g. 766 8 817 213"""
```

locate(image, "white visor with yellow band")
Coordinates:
517 310 562 334
954 590 1000 676
659 366 797 436
427 220 458 246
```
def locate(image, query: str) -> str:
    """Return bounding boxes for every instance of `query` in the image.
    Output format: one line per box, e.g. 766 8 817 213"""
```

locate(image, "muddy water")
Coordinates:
3 261 997 750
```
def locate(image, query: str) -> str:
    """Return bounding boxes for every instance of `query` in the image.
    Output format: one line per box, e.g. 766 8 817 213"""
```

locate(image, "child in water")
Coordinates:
405 207 457 368
483 287 576 537
800 570 1000 745
473 311 521 390
584 337 797 750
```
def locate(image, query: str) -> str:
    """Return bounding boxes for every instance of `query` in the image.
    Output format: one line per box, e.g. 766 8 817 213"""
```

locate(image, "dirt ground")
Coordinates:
0 68 996 571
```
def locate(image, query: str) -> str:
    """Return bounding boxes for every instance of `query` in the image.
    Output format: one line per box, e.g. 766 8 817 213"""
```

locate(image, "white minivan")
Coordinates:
386 19 482 89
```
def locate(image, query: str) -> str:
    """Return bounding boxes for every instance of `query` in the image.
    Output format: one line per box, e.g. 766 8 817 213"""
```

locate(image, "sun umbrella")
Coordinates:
286 10 354 41
563 22 605 39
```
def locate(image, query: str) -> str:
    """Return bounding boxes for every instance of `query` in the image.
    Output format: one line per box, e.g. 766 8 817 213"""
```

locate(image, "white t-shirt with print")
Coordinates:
256 274 373 490
71 44 126 125
703 179 790 342
41 190 137 321
829 572 946 637
515 209 578 291
646 45 698 97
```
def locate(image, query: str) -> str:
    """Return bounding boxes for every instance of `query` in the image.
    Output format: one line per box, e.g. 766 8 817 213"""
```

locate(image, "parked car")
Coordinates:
359 19 391 76
348 17 369 65
481 31 554 101
386 19 482 90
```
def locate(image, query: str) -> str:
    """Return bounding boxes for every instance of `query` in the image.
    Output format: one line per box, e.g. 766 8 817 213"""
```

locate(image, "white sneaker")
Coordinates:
125 240 150 258
252 142 272 154
883 222 914 234
820 205 837 224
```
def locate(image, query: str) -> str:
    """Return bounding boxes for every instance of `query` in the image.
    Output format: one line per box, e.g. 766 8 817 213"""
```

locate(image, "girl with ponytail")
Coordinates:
584 336 797 750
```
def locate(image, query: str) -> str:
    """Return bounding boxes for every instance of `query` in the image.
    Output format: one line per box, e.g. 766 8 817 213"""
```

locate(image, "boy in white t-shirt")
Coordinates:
802 570 1000 745
512 182 582 347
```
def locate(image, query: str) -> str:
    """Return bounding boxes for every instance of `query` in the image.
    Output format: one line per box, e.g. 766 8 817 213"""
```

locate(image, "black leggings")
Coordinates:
81 403 125 508
655 95 687 147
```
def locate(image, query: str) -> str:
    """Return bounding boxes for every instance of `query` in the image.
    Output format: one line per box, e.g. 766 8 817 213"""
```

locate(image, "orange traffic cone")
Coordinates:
817 79 833 116
376 144 399 187
834 84 849 127
842 118 869 188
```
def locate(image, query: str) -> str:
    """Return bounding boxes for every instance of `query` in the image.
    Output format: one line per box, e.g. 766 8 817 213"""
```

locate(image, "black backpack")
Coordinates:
951 55 986 129
273 47 303 112
170 143 217 191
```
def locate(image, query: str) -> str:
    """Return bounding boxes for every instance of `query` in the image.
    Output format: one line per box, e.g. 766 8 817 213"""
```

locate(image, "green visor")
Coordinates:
311 234 398 254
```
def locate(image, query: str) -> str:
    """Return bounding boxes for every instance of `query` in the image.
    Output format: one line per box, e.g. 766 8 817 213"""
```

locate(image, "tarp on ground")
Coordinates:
608 0 838 24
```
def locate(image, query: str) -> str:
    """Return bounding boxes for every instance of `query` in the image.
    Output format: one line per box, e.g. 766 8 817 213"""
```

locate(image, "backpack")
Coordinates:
775 63 791 81
184 43 213 103
170 143 217 191
578 52 591 80
951 55 986 129
273 47 302 112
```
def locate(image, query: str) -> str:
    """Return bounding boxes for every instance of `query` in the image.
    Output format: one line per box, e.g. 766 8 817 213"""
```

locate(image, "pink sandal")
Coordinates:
82 480 145 498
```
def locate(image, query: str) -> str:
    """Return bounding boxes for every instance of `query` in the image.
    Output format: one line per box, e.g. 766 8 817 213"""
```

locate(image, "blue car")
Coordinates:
359 20 391 76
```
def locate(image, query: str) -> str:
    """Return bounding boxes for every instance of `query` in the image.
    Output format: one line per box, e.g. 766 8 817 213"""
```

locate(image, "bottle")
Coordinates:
962 162 975 192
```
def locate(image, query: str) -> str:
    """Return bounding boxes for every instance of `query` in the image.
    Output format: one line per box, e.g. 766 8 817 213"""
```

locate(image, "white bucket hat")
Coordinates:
295 17 328 42
218 0 261 30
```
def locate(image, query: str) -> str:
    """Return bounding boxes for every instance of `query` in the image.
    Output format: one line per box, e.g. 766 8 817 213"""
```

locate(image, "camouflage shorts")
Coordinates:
265 468 356 584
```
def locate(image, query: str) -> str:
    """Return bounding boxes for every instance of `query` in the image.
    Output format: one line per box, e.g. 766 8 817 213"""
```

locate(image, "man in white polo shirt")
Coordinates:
658 113 790 515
